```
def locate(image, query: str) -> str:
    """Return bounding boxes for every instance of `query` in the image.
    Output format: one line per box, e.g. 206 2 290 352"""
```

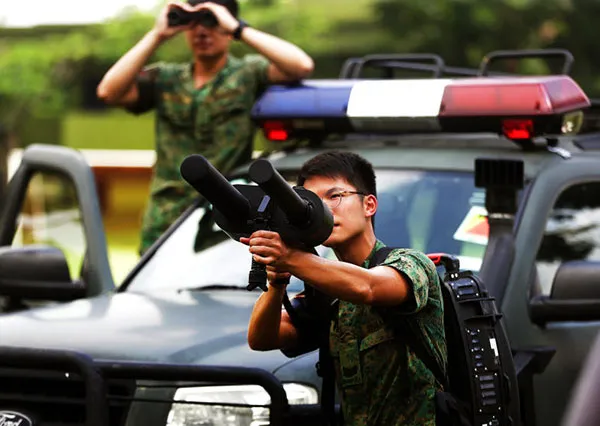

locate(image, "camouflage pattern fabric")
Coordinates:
328 239 447 426
127 54 270 254
138 186 197 252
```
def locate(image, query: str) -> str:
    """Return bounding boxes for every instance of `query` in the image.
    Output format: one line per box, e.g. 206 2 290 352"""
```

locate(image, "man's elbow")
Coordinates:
248 337 278 352
247 330 279 351
283 58 314 81
300 57 315 77
294 57 314 80
96 84 112 104
96 83 121 105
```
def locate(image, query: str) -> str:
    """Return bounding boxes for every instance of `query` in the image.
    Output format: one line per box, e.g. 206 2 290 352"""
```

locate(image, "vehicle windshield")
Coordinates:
127 169 487 293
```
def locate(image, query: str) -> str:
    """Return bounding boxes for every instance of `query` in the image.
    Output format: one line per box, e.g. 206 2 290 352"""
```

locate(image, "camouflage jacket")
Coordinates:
126 54 270 253
285 240 447 426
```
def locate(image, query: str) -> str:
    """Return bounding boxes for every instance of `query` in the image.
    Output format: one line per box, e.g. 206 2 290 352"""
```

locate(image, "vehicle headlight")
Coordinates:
165 383 319 426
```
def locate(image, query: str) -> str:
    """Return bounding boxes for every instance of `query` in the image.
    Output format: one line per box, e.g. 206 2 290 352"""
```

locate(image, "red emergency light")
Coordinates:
263 120 290 141
439 76 590 116
502 119 534 140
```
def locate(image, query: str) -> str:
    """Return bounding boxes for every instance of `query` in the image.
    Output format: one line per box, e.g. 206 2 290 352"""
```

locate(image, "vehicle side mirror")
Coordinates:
551 261 600 299
530 260 600 326
0 246 86 302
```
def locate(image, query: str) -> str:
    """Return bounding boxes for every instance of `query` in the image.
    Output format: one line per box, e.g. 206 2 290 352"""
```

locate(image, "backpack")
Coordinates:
369 247 521 426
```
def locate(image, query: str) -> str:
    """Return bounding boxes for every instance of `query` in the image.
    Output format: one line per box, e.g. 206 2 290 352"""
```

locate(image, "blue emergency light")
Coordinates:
251 80 354 118
250 76 591 142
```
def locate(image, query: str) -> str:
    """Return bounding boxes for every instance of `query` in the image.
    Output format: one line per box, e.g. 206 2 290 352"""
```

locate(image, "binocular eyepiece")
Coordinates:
180 154 334 292
167 8 219 28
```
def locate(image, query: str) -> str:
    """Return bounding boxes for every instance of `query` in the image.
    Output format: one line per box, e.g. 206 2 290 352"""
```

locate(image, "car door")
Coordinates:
0 144 114 314
501 154 600 426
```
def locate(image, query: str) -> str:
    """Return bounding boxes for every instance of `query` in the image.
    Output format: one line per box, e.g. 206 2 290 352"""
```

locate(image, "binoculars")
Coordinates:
167 8 219 28
180 155 334 292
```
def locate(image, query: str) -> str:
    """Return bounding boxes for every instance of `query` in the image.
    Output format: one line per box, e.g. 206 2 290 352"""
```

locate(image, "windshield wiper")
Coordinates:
177 284 249 293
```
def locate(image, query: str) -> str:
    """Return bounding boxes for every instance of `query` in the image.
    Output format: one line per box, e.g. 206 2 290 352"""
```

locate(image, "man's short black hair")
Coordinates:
297 150 377 197
188 0 239 17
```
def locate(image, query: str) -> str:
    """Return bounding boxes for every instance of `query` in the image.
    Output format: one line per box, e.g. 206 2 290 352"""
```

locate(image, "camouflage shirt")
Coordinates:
285 240 447 426
127 54 270 253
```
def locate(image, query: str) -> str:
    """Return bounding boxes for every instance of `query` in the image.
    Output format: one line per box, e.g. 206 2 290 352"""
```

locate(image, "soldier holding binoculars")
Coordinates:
97 0 314 255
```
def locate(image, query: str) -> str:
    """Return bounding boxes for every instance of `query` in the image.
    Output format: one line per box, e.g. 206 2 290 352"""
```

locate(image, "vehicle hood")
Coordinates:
0 289 297 372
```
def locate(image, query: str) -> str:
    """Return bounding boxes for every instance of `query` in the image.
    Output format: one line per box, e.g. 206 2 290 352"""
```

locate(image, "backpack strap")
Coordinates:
284 289 338 426
369 246 448 390
282 246 339 426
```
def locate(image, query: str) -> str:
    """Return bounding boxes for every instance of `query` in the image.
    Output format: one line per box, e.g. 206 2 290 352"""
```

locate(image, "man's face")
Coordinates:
185 21 231 60
302 175 376 248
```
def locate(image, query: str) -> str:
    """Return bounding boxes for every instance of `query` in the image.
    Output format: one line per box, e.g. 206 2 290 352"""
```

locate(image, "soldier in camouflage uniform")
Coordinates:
97 0 314 254
245 151 447 426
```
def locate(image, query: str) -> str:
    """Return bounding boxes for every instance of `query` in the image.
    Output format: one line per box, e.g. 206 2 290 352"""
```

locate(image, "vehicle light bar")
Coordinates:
250 76 590 142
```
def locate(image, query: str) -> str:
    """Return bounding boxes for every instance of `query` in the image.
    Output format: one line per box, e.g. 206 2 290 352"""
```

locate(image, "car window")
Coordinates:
10 170 86 279
535 181 600 295
126 169 487 293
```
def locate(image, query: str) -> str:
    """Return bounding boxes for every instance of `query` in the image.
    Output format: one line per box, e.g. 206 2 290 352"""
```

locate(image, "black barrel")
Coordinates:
180 154 251 222
249 159 310 227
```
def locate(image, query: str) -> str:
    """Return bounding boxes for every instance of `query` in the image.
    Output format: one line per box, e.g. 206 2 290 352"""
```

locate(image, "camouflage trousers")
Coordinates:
138 187 197 255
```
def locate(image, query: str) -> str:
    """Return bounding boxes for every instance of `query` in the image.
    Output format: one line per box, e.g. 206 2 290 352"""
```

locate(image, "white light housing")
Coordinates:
166 383 318 426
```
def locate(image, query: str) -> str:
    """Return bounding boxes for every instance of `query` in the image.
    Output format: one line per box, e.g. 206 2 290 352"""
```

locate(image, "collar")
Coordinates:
182 54 238 90
361 239 387 268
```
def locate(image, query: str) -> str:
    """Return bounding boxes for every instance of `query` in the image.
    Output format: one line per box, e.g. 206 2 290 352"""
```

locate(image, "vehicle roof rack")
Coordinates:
479 48 574 76
340 54 447 79
339 54 488 79
339 48 575 79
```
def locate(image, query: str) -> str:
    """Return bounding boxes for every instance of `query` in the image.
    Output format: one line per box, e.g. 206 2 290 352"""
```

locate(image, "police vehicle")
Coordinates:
0 48 599 426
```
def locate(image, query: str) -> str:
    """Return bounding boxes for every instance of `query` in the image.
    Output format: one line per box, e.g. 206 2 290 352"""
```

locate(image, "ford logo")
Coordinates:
0 411 33 426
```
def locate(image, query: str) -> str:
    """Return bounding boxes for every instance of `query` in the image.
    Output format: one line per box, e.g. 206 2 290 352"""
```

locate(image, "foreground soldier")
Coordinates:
97 0 314 254
245 150 448 425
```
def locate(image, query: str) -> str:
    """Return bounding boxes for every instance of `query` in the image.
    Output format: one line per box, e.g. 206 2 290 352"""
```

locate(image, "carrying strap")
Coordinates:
282 245 338 426
284 286 338 426
307 284 338 426
370 246 449 390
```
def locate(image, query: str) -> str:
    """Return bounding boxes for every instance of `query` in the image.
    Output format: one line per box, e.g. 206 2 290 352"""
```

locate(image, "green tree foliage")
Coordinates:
0 0 327 124
2 0 600 132
371 0 600 90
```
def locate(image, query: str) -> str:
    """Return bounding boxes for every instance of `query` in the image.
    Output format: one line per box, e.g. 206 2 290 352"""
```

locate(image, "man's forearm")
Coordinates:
286 251 374 304
97 29 163 103
241 27 314 79
247 284 287 350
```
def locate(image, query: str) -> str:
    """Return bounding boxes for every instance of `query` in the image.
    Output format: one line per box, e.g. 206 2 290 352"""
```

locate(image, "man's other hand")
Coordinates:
240 230 294 269
154 1 196 41
192 2 239 34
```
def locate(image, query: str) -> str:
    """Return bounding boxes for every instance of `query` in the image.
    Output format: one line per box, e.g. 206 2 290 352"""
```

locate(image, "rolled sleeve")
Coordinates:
124 62 163 115
242 54 270 96
380 250 436 315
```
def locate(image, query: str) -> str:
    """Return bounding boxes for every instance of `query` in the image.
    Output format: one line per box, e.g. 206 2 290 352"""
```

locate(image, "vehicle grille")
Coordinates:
0 366 135 426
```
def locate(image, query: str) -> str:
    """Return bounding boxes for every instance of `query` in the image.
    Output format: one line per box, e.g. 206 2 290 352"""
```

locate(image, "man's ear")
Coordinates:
364 194 377 219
